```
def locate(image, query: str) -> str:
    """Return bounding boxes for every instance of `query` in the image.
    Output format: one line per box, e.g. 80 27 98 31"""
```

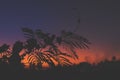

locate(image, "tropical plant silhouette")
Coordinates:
21 27 90 69
0 44 11 63
9 41 24 66
0 44 10 53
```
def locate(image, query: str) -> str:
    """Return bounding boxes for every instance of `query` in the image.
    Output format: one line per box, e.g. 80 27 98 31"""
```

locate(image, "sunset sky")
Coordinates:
0 0 120 62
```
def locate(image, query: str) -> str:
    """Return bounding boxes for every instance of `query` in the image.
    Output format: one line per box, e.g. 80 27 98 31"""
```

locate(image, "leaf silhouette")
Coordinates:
22 28 35 39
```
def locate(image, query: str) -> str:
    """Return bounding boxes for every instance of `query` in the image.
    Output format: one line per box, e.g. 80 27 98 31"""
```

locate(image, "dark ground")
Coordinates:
0 58 120 80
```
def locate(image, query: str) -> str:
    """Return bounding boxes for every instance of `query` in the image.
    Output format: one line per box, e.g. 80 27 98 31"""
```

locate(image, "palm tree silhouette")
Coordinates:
21 27 90 68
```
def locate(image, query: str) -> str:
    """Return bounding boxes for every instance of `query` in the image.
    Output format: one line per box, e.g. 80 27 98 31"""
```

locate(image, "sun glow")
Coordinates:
1 46 119 69
20 47 120 69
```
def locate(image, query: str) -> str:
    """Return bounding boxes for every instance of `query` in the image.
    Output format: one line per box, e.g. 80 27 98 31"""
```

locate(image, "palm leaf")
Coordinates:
21 28 35 39
58 52 73 58
58 56 73 66
55 30 91 58
60 31 91 49
44 54 56 67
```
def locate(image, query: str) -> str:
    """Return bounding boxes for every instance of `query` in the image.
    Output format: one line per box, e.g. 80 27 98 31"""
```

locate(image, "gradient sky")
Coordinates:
0 0 120 62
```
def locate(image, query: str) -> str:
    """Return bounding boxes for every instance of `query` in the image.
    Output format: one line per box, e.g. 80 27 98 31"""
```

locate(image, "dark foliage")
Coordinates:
0 57 120 80
19 27 91 68
0 44 9 53
9 41 24 66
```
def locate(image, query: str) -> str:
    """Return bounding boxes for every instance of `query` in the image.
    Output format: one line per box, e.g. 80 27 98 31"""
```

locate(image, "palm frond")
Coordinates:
35 29 48 39
71 49 78 59
60 30 91 49
21 28 35 39
58 56 73 66
55 30 91 59
45 50 56 55
43 54 56 67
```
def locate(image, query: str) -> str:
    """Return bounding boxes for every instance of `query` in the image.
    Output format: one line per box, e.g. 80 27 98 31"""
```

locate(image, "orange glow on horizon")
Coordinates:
21 49 120 69
11 45 120 68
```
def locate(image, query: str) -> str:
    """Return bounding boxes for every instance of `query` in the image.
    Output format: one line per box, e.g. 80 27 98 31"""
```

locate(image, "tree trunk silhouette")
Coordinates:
9 41 23 67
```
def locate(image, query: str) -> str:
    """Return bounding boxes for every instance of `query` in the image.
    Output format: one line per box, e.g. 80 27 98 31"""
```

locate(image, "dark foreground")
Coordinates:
0 59 120 80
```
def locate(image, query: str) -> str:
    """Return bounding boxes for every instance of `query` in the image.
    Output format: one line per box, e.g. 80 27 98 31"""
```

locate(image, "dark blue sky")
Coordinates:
0 0 120 58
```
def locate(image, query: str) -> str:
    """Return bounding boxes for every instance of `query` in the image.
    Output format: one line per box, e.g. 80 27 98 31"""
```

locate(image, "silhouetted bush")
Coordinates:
0 57 120 80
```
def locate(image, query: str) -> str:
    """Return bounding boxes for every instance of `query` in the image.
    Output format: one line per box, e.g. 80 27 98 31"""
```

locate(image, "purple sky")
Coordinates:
0 0 120 59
